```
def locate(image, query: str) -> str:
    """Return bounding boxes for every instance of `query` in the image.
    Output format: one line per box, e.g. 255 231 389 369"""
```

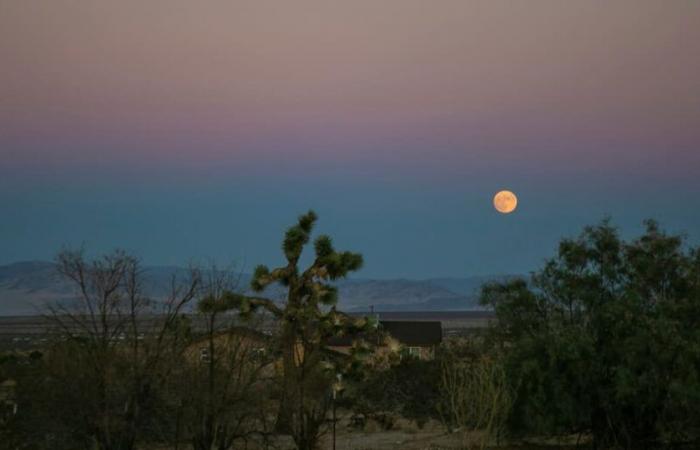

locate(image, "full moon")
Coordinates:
493 190 518 214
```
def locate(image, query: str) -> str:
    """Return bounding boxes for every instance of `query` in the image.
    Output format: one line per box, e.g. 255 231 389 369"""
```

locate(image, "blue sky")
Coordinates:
1 0 699 278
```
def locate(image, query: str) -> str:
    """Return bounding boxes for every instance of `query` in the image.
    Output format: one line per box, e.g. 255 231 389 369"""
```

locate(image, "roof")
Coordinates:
188 326 271 347
380 321 442 346
326 320 442 347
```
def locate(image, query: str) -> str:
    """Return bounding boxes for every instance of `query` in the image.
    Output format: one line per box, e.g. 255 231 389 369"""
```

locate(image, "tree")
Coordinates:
481 220 700 449
171 266 276 450
212 211 375 450
44 248 199 450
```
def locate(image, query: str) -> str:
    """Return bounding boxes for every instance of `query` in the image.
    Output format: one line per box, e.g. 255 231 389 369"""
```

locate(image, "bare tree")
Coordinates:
172 265 276 450
46 248 200 450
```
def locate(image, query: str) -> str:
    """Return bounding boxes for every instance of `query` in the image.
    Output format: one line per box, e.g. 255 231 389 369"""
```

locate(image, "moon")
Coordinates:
493 190 518 214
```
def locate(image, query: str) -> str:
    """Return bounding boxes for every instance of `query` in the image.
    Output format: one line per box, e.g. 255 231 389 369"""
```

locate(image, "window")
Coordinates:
199 347 210 363
400 346 422 359
408 347 421 358
251 347 266 361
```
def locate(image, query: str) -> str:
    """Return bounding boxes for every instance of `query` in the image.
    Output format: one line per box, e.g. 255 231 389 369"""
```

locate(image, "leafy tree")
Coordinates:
210 210 375 450
481 220 700 449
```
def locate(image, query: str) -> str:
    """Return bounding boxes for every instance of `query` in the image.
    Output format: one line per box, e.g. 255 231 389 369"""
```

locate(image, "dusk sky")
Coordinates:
1 0 699 278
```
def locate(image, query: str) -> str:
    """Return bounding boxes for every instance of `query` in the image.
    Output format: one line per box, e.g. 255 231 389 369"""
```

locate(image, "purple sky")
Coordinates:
1 1 699 277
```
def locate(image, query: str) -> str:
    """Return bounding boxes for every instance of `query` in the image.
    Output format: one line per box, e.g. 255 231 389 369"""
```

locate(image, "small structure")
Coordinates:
0 378 18 420
327 320 442 360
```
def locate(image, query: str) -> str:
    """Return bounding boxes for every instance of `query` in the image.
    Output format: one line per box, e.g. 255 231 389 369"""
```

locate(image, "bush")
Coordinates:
482 220 700 449
437 338 512 449
347 356 442 428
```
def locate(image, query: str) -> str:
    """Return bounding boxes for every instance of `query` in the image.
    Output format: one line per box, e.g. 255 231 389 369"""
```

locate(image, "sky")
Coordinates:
1 0 699 278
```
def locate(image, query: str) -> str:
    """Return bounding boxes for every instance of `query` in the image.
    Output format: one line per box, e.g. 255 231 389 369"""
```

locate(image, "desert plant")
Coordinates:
205 211 376 450
438 340 512 449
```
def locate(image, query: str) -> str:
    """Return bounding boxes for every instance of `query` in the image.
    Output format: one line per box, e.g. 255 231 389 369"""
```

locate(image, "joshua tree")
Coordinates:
206 211 375 450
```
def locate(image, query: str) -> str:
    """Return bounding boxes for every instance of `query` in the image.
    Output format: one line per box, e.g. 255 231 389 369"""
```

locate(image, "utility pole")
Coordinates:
332 387 337 450
332 373 343 450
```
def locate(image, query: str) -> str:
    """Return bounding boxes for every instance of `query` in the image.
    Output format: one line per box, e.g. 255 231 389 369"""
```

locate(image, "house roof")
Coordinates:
187 326 271 347
326 320 442 347
380 321 442 346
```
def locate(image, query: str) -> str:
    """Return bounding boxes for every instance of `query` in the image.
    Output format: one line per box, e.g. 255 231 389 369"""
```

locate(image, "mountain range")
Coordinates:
0 261 520 315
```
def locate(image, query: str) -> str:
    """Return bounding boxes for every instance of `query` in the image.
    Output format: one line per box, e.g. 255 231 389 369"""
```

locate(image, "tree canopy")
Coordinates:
481 219 700 449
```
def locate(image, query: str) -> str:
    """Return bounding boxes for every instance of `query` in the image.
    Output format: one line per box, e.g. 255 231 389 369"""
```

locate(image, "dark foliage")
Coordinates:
348 356 441 429
482 219 700 449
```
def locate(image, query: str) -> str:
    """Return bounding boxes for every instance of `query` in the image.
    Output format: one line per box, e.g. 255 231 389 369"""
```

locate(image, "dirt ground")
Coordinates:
313 416 579 450
152 415 579 450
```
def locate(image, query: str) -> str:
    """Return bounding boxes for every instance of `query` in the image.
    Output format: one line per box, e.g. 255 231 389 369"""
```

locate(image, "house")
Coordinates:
184 320 443 368
184 327 271 365
326 320 442 360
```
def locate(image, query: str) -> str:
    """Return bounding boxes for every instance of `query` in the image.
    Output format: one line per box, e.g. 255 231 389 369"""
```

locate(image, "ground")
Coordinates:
222 415 582 450
319 417 580 450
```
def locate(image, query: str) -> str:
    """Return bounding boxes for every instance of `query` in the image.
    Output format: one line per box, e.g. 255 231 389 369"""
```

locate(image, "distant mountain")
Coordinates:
0 261 522 315
428 275 522 297
0 262 74 315
0 261 68 292
0 261 199 315
334 278 465 309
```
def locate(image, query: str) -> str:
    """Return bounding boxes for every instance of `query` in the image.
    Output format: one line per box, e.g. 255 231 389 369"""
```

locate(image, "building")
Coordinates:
327 320 442 360
184 320 443 367
184 327 271 365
